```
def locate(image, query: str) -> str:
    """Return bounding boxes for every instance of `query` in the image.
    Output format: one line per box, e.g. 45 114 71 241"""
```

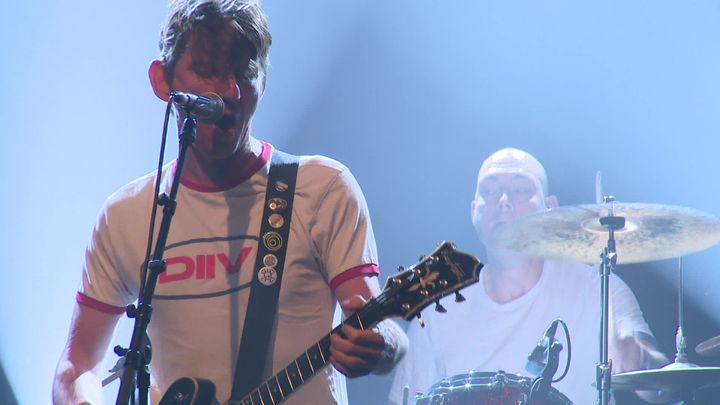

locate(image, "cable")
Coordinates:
138 98 174 298
552 318 572 383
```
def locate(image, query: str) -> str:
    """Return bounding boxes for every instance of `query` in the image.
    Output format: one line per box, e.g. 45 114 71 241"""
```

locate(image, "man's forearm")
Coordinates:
53 360 104 405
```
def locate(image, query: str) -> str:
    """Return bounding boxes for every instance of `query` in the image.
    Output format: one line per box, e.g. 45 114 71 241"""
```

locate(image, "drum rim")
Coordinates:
415 370 573 404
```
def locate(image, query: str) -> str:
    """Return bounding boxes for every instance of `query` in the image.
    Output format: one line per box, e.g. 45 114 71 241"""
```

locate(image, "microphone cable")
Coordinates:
552 318 571 383
528 319 572 402
138 98 174 297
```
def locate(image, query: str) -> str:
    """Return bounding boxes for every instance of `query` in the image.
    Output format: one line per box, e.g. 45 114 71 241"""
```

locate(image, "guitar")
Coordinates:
160 240 482 405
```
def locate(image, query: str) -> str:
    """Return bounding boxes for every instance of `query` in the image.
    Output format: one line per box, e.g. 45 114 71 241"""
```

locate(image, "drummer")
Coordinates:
388 148 668 404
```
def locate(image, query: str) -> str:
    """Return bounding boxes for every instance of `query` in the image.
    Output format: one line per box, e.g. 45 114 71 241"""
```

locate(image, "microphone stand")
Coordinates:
529 341 563 402
115 115 197 405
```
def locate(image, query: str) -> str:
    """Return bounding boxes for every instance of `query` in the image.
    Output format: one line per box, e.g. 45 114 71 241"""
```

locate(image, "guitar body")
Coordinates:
159 241 482 405
159 377 216 405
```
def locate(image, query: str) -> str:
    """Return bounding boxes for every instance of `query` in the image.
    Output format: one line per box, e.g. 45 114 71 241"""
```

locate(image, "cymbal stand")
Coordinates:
663 256 700 404
597 196 625 405
676 257 689 364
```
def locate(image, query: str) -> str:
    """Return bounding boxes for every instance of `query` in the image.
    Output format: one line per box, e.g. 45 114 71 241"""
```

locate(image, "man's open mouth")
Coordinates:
216 114 235 130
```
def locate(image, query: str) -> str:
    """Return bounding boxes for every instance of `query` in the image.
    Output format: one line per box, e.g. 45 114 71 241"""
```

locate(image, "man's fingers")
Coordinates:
339 324 385 348
331 330 383 359
329 345 374 377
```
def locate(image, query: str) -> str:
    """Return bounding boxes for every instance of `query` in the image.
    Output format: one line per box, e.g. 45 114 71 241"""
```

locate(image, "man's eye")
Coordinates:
513 185 534 194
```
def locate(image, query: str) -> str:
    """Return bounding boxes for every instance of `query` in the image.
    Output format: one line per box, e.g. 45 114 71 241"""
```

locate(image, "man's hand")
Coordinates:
329 321 386 377
331 276 409 378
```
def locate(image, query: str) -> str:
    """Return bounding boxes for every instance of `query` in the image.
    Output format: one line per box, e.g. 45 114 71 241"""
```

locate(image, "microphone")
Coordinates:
170 91 225 124
526 319 560 376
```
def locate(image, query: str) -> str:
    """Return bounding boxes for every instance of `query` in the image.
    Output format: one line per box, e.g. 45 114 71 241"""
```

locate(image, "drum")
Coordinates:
414 371 572 405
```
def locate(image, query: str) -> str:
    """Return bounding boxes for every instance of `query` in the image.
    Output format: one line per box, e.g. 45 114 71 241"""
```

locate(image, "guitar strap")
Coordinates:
230 149 299 401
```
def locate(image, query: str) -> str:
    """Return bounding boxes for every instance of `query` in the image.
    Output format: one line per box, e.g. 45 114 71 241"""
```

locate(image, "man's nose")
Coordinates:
213 76 241 100
497 192 512 210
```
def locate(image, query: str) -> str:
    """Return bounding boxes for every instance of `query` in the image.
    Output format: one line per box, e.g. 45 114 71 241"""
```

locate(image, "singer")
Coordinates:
390 148 668 404
52 1 407 404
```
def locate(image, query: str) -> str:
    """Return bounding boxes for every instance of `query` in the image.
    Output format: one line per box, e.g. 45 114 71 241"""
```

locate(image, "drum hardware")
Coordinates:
526 319 571 403
529 341 564 403
596 196 624 405
495 198 720 405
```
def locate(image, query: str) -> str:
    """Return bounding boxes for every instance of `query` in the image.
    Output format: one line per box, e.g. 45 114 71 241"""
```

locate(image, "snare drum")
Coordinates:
414 370 572 405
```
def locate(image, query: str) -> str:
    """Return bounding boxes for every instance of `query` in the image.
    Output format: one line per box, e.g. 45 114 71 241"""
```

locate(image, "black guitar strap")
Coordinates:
230 149 299 401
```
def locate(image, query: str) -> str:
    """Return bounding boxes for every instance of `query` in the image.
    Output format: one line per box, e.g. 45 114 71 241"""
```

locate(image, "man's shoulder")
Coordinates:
544 260 634 294
546 260 595 274
294 154 361 193
104 168 163 211
543 261 600 290
297 154 349 176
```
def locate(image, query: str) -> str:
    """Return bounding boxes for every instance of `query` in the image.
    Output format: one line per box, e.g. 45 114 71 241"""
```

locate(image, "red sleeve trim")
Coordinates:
329 263 380 291
76 292 126 314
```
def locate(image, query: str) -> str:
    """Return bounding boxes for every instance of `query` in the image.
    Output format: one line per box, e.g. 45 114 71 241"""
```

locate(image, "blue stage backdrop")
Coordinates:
1 1 719 404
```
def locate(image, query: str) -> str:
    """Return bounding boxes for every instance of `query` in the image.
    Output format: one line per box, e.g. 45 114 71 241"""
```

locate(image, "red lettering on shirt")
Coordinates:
217 247 253 274
159 247 254 284
160 256 194 283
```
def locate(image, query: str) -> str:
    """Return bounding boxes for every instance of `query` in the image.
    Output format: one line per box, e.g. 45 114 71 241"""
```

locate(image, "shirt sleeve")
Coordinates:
610 273 652 339
79 198 141 312
308 163 378 282
608 273 656 372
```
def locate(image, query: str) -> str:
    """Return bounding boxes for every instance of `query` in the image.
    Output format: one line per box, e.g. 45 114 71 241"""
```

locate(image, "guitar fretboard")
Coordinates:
237 297 385 405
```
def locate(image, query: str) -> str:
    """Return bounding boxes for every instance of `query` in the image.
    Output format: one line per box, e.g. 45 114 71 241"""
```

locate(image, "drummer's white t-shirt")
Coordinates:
388 261 652 405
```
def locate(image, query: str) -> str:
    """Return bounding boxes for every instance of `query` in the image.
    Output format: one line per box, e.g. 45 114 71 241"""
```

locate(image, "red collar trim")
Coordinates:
174 141 272 192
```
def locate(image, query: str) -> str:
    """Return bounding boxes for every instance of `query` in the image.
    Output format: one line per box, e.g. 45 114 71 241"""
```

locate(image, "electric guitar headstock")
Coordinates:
379 241 483 323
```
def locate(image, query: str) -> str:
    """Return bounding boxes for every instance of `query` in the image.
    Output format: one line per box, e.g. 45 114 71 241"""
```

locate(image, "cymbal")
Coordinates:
495 203 720 264
696 335 720 358
612 362 720 392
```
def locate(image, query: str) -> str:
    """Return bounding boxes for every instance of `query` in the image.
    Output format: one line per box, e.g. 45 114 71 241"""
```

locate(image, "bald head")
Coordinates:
475 148 548 198
471 148 557 248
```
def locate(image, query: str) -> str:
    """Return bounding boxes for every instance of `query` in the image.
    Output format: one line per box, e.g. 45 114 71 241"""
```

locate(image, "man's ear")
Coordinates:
148 59 171 101
546 194 559 209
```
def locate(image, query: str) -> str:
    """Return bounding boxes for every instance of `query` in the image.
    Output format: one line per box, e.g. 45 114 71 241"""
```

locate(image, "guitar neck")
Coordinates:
237 299 385 405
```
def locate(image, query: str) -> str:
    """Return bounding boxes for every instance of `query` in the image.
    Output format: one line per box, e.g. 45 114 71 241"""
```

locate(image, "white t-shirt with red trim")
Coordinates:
388 261 653 405
78 142 379 405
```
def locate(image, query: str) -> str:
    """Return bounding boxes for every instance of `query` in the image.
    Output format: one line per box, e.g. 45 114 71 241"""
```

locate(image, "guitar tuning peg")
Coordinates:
455 291 466 303
416 313 425 328
434 300 447 313
397 265 405 272
418 255 426 262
